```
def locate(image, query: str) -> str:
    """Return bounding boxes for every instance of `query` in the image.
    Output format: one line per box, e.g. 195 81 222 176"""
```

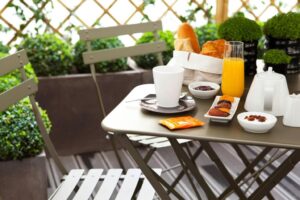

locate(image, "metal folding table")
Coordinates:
102 75 300 200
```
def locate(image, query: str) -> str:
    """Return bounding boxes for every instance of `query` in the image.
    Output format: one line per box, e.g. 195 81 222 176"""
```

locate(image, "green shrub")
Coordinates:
133 31 175 69
263 12 300 40
0 53 50 160
18 34 73 76
0 99 51 160
74 38 128 73
263 49 291 64
218 16 262 41
0 41 10 53
195 23 219 45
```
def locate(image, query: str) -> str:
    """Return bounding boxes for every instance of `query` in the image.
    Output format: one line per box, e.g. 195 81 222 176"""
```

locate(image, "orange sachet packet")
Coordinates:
159 116 205 130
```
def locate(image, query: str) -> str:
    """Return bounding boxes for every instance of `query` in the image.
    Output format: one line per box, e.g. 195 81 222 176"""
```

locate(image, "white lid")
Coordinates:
290 93 300 99
256 67 284 80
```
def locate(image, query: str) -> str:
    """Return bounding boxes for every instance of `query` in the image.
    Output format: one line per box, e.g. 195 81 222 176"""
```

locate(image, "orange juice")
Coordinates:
221 57 244 97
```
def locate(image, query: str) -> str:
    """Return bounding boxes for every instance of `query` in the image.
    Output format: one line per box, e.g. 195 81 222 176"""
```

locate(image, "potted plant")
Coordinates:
263 12 300 74
0 55 50 199
218 16 263 75
263 49 291 75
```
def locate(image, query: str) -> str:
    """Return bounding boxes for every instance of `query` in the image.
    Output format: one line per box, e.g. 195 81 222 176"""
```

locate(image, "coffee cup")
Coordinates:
153 65 184 108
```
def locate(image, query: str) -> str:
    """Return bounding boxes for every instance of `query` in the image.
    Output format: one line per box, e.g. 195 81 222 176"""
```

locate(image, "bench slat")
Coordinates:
129 135 157 142
78 21 162 41
115 169 142 200
94 169 123 200
0 50 28 76
0 78 37 112
82 42 166 64
137 169 162 200
51 169 84 200
150 139 191 148
139 137 169 145
73 169 103 200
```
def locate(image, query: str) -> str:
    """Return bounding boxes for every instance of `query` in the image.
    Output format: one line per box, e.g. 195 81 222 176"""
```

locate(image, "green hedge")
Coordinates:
0 100 51 160
18 34 73 76
73 38 128 73
133 31 174 69
195 23 219 45
263 49 291 64
218 16 262 41
264 12 300 40
0 53 51 160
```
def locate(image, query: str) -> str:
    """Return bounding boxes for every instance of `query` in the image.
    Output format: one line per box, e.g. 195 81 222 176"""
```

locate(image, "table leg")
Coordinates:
143 147 156 163
168 145 203 191
168 138 218 200
109 134 126 170
219 146 272 199
116 134 183 200
231 144 274 200
200 141 247 199
175 150 202 199
249 149 300 200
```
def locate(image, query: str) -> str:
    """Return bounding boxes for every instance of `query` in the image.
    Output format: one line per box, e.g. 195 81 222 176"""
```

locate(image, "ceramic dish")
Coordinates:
204 96 240 123
188 81 220 99
140 94 196 114
237 112 277 133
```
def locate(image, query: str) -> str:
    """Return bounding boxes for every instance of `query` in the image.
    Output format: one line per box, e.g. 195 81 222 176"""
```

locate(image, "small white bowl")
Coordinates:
188 81 220 99
237 112 277 133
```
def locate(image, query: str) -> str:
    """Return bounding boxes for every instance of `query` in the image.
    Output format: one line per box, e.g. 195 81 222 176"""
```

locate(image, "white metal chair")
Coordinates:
0 50 162 200
78 21 193 169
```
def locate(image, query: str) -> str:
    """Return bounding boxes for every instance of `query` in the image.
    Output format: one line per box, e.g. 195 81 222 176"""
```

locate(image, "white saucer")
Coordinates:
140 94 196 114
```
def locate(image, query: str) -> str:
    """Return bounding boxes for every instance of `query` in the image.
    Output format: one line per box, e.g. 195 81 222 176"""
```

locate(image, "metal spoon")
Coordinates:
125 92 188 103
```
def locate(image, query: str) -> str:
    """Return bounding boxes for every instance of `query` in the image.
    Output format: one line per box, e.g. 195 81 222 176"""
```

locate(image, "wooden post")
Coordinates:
216 0 229 23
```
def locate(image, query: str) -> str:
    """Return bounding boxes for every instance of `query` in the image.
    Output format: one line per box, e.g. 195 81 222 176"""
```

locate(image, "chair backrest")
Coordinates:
78 21 167 116
0 50 67 174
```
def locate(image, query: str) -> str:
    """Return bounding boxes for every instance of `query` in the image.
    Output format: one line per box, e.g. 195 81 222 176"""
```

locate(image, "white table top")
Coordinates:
102 76 300 149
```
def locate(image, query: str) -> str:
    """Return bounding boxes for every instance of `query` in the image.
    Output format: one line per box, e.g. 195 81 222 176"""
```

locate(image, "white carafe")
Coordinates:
283 94 300 127
244 67 289 116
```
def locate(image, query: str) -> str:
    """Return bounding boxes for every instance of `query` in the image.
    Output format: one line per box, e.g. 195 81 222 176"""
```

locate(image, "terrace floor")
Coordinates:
47 142 300 200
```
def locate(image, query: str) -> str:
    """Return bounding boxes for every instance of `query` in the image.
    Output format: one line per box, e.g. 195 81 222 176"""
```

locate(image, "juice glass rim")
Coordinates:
225 41 244 46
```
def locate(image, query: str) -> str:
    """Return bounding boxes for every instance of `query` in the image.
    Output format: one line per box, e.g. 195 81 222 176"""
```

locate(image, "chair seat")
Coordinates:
49 168 161 200
128 134 191 148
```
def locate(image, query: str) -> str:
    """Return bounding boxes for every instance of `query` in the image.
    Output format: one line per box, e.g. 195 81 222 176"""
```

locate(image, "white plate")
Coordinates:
204 96 240 123
140 94 196 114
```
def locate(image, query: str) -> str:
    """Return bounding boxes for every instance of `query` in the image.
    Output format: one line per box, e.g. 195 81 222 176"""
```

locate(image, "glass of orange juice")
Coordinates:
221 41 244 97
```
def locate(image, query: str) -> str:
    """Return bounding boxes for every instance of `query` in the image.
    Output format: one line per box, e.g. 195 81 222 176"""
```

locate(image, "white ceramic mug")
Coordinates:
283 93 300 127
153 65 184 108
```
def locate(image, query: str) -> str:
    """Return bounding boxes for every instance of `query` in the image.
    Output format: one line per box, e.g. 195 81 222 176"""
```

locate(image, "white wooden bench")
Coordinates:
0 50 163 200
50 168 161 200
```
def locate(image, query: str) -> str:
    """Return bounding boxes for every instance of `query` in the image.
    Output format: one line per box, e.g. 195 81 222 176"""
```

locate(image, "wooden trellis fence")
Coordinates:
0 0 299 45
